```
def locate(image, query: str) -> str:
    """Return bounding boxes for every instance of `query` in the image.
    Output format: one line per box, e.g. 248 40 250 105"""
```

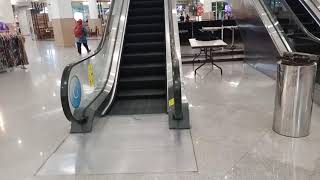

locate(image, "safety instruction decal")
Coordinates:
88 64 95 87
70 76 81 109
169 98 175 107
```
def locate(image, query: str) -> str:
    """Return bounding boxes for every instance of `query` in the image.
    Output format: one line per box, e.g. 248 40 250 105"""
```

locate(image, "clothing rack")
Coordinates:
0 33 29 72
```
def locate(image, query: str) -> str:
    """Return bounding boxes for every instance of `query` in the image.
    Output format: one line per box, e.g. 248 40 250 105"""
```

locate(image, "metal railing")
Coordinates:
258 0 320 51
164 0 190 128
60 0 130 132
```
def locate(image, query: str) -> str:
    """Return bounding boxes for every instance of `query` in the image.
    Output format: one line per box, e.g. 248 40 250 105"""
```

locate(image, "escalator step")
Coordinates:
118 89 166 99
120 75 166 82
120 63 165 76
126 32 164 43
122 63 165 69
128 15 163 25
109 98 167 115
127 23 164 33
131 1 163 9
118 75 166 90
122 52 165 64
129 8 163 16
124 42 165 53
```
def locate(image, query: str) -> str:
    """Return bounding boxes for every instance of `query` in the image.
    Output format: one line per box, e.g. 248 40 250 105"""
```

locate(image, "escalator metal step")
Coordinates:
124 42 165 53
130 1 163 9
129 8 163 16
127 23 164 33
122 52 165 64
126 32 164 43
120 63 166 77
118 89 166 99
109 98 167 115
128 15 163 25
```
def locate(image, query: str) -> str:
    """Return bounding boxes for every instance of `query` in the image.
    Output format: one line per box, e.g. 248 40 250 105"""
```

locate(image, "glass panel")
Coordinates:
63 0 124 121
261 0 320 83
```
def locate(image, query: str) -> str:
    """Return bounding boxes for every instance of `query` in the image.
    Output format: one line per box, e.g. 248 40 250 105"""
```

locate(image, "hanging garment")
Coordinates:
0 33 29 71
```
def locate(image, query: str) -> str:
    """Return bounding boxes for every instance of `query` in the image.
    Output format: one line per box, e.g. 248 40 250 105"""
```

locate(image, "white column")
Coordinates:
88 0 102 35
16 7 31 35
88 0 99 19
0 0 15 29
49 0 75 46
50 0 73 19
47 2 53 21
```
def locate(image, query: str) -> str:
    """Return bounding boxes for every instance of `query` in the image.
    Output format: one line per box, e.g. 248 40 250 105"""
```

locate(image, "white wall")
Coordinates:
49 0 73 19
0 0 15 23
16 7 30 35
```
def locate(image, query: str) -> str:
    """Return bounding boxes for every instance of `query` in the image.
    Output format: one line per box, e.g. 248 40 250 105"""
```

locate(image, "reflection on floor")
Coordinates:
0 38 100 180
1 38 320 180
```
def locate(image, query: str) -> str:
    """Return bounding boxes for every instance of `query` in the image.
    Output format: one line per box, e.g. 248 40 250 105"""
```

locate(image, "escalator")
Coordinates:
231 0 320 103
109 0 166 115
262 0 320 55
285 0 320 38
256 0 320 83
60 0 190 133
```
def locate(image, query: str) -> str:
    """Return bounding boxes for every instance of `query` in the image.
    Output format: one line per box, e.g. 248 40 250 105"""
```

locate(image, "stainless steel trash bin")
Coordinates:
273 53 318 138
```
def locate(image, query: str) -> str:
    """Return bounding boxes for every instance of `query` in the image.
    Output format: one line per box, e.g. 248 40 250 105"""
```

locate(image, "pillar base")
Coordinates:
52 18 75 47
88 18 102 36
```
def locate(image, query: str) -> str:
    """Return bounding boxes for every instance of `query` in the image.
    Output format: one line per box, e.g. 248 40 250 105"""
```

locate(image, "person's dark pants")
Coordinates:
77 42 90 54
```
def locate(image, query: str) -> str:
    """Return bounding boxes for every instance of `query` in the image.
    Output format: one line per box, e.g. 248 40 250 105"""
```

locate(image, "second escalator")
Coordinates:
285 0 320 38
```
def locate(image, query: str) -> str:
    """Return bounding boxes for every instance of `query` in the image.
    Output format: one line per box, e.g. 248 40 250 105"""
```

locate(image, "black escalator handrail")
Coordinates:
280 0 320 44
60 1 115 123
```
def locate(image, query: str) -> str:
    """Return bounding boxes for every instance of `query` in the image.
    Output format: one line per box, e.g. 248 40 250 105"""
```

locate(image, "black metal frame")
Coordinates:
192 47 223 75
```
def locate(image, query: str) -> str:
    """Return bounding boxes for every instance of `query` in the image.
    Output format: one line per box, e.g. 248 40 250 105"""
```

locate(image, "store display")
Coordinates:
0 22 9 33
0 33 29 71
31 2 53 40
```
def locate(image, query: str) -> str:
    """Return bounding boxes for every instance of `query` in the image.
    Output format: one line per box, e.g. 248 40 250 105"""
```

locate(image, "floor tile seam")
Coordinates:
188 129 200 172
71 170 199 177
35 171 198 179
219 129 273 179
34 132 71 176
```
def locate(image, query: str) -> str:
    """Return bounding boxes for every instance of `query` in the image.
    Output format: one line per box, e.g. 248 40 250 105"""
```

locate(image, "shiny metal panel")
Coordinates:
36 114 197 175
100 0 130 115
164 0 190 127
273 62 317 137
229 0 282 78
302 0 320 26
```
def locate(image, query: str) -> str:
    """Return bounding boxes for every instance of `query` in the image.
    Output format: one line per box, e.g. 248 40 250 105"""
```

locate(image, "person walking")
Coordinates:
186 14 190 22
179 13 185 22
74 19 91 55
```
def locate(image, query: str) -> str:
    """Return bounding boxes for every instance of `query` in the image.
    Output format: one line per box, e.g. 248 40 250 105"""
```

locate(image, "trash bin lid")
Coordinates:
281 52 319 66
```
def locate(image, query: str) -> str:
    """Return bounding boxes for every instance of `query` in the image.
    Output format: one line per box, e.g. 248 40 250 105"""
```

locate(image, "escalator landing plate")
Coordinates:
36 114 197 175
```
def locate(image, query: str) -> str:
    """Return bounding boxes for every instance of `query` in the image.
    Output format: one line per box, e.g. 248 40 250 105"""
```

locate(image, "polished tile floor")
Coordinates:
1 38 320 180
